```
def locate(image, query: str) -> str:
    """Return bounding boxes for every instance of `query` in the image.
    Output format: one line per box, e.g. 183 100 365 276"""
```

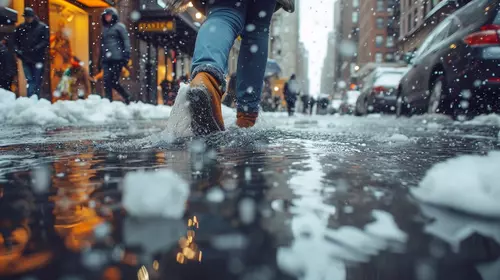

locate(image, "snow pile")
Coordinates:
412 151 500 218
277 210 407 280
122 169 189 219
387 133 410 142
0 89 171 126
464 114 500 126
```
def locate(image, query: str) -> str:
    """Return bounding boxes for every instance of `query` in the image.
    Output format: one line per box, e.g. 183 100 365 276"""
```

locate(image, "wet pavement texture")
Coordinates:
0 115 499 280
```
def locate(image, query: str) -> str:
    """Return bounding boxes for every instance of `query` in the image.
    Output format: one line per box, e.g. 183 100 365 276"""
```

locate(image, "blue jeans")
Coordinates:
191 0 277 113
22 62 44 98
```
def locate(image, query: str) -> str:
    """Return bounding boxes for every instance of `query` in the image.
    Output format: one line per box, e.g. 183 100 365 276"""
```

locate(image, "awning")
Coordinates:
0 7 18 25
75 0 112 8
135 12 199 54
265 59 282 77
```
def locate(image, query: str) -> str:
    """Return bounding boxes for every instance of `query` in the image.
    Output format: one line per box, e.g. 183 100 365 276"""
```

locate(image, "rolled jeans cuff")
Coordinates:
191 64 227 92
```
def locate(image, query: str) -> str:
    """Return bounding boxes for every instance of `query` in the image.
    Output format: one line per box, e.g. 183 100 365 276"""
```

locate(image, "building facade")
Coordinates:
399 0 472 52
333 0 360 89
9 0 117 100
297 42 309 95
269 2 300 80
358 0 400 70
320 32 335 96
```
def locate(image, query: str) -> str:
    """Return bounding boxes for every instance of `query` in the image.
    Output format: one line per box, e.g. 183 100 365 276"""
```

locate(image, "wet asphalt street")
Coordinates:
0 114 499 280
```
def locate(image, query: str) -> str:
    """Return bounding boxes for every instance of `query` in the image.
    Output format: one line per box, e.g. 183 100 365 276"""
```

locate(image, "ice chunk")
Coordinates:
388 133 410 142
365 210 408 243
122 169 189 219
162 83 194 140
412 151 500 218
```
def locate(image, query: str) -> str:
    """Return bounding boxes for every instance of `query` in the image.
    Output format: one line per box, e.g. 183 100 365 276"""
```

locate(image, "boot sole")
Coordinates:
187 87 223 136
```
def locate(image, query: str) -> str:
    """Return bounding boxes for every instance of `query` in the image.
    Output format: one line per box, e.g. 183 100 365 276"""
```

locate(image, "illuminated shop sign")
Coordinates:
138 20 176 33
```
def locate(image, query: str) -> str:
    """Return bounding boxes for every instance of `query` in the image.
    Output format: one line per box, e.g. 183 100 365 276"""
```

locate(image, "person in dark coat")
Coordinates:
300 93 309 114
0 37 17 91
14 8 49 98
309 96 316 115
99 8 131 104
284 74 299 116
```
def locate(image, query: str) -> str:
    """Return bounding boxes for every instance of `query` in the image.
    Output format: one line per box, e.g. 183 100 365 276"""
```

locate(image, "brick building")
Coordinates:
333 0 360 88
357 0 400 74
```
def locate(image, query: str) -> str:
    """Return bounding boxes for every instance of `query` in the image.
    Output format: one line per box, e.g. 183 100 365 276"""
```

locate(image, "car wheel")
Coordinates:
428 75 446 114
396 87 409 117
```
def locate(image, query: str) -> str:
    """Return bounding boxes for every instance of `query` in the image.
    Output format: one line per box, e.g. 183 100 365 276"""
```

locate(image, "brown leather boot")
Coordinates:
236 112 258 128
188 72 225 136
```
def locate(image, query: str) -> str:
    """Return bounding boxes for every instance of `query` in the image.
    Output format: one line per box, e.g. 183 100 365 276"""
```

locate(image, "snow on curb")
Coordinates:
122 169 189 219
0 89 171 126
412 151 500 218
464 114 500 126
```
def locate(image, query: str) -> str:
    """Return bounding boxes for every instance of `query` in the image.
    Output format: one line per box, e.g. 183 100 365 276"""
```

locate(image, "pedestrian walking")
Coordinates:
166 0 295 135
0 36 17 91
300 93 309 114
309 96 316 115
284 74 300 117
14 7 49 98
98 8 131 104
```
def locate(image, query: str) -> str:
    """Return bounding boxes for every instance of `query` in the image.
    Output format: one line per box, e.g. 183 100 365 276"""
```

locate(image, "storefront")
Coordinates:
135 1 201 104
10 0 112 99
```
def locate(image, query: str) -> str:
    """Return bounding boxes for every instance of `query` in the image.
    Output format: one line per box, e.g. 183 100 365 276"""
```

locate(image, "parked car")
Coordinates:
396 0 500 119
355 67 409 115
339 90 361 115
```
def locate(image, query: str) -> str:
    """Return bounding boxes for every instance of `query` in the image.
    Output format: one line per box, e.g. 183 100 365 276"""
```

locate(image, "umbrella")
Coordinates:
265 59 282 77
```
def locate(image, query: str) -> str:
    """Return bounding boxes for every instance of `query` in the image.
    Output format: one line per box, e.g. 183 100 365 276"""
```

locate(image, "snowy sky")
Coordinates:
299 0 334 96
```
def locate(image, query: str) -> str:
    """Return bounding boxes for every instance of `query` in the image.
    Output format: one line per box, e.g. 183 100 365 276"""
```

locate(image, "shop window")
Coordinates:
49 0 89 99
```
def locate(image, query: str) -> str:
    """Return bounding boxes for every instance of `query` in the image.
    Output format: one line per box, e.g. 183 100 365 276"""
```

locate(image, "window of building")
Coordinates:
375 53 383 63
353 0 359 8
376 18 384 29
386 36 395 47
352 12 359 24
408 13 412 32
375 36 384 47
377 0 385 11
386 53 395 62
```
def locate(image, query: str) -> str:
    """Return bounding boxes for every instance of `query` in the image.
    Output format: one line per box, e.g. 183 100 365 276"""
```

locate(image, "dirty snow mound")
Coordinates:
0 89 171 126
122 169 189 219
465 114 500 126
388 133 410 142
412 151 500 218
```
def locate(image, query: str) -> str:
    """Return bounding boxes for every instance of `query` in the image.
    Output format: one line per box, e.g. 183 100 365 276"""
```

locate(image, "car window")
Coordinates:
456 0 490 27
374 73 405 88
413 18 451 61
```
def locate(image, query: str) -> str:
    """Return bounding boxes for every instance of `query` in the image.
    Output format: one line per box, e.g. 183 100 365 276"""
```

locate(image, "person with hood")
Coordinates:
0 36 16 91
284 74 300 116
99 8 131 104
165 0 295 135
14 7 50 98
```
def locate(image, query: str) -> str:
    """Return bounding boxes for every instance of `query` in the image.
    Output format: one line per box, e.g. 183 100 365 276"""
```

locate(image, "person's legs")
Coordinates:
188 0 247 135
103 63 114 101
111 61 131 104
191 0 246 86
32 63 44 98
235 0 277 127
22 62 35 97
